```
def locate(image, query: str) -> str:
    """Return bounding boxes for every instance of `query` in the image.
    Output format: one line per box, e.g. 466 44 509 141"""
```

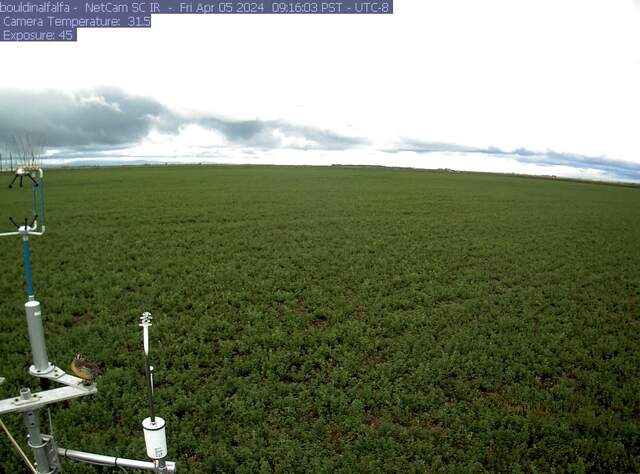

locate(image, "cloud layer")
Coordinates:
0 88 365 150
1 88 638 182
393 140 640 182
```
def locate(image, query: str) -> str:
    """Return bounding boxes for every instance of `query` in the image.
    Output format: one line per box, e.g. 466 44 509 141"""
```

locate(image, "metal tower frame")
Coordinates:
0 168 176 473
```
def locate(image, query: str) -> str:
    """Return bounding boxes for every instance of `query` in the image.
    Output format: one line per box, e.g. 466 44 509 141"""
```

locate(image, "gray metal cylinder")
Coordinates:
57 447 176 472
24 301 51 374
22 409 52 473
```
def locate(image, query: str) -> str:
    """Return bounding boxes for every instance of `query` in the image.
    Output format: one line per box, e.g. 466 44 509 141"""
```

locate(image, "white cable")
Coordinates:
0 418 38 474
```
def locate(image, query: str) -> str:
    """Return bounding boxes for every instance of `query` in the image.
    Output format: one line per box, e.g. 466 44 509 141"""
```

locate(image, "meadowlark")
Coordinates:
70 354 101 386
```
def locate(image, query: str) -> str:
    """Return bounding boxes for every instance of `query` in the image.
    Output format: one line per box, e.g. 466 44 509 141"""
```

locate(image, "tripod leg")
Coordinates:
8 174 19 188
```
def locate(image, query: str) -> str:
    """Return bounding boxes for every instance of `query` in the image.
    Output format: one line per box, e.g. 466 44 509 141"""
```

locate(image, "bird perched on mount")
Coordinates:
70 354 101 386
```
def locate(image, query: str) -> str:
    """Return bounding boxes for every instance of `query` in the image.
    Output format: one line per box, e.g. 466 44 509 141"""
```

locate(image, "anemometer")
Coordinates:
0 167 177 473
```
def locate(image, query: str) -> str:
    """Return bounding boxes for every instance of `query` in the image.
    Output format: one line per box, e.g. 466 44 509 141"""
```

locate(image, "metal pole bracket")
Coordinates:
0 384 97 416
29 365 94 389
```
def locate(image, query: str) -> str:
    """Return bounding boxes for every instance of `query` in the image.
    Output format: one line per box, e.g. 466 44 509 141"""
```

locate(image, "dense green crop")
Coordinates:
1 166 639 473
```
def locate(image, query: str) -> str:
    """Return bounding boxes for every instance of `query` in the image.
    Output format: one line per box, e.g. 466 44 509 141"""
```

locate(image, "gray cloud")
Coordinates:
507 149 640 181
390 140 485 154
0 88 164 147
195 116 364 149
0 88 365 151
2 87 637 182
392 140 640 182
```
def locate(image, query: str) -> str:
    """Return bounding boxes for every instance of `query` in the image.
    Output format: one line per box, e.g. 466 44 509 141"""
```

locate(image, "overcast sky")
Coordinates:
1 1 639 181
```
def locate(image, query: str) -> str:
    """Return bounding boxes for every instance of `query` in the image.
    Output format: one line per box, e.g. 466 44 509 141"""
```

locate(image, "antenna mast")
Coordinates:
140 312 170 472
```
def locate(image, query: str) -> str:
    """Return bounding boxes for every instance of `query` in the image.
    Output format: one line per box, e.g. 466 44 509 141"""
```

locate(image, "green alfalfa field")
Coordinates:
0 165 639 473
